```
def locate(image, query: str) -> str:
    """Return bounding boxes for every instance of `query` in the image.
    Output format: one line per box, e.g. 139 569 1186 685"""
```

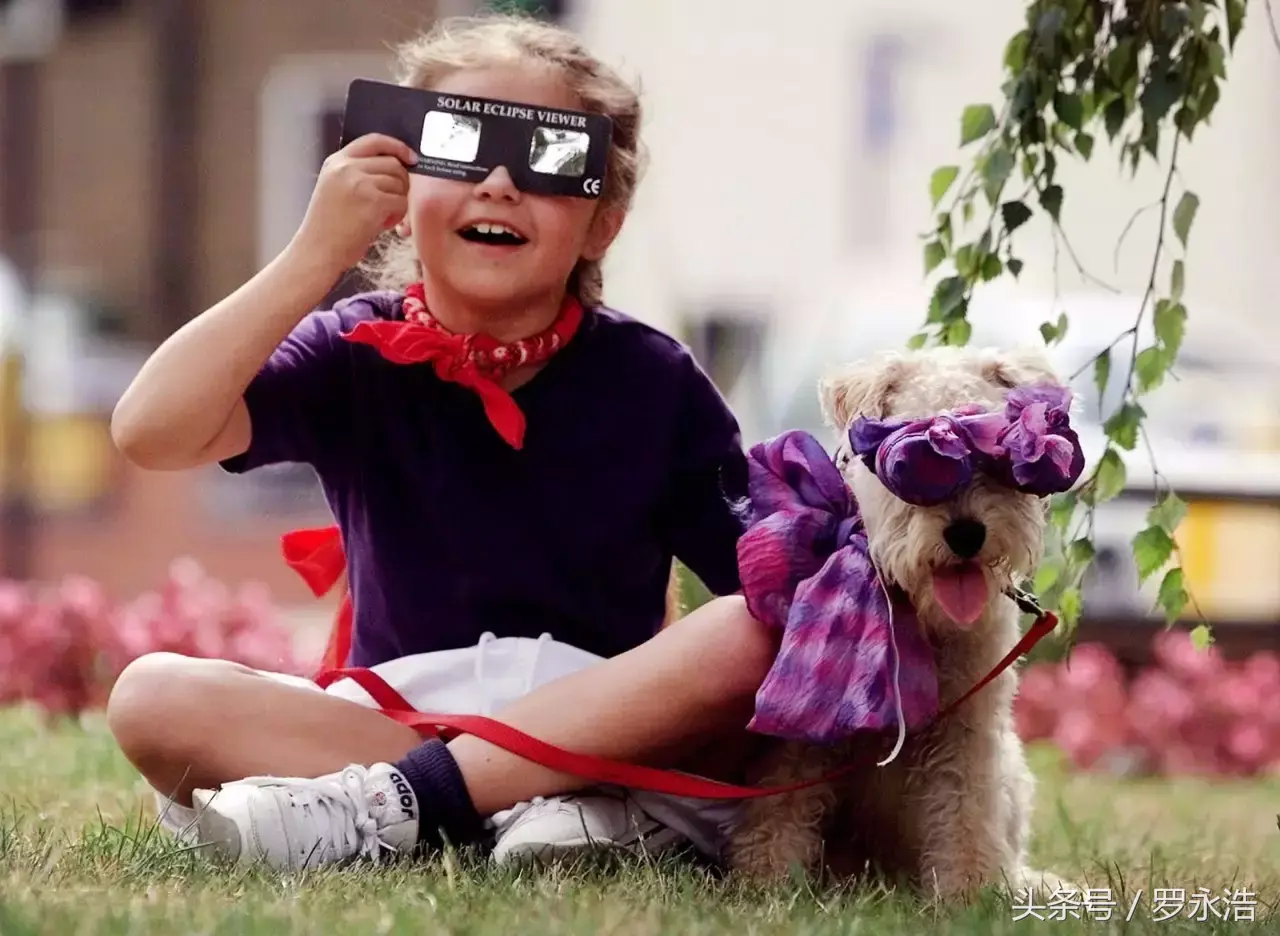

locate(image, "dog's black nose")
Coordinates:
943 518 986 559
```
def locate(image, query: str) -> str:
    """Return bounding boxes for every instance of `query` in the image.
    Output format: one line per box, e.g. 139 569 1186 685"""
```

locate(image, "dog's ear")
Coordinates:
982 346 1061 390
819 353 907 428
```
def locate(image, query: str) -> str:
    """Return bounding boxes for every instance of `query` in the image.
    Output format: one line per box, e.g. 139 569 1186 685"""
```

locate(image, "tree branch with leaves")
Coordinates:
920 0 1251 650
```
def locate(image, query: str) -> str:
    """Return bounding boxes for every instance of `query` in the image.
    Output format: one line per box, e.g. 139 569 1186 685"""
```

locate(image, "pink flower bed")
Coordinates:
0 559 311 722
1015 630 1280 777
3 562 1276 781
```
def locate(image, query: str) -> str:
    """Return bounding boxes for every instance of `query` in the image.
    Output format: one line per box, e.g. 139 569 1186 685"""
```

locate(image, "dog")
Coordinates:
724 344 1073 901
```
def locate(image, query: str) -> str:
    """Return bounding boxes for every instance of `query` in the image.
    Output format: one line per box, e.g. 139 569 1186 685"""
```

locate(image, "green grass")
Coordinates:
0 706 1276 934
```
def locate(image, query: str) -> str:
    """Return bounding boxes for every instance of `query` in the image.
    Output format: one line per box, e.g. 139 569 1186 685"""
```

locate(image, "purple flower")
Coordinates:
997 385 1086 494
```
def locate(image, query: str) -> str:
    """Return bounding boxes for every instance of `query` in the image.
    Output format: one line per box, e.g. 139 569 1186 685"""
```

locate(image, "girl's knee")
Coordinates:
106 652 243 760
696 595 778 698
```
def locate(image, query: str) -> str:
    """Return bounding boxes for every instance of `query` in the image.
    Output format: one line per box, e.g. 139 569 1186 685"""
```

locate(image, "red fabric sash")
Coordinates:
306 609 1059 800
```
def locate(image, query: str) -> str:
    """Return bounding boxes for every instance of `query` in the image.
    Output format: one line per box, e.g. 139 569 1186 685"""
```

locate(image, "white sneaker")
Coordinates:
489 792 686 866
191 762 419 871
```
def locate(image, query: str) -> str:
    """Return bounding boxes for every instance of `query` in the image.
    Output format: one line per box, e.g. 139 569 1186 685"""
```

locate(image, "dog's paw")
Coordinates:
726 827 824 885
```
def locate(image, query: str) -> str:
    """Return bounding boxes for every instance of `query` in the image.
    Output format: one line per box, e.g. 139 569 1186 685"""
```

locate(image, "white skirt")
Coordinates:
151 633 744 859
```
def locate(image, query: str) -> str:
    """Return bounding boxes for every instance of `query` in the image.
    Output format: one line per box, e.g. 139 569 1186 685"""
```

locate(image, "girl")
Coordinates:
107 14 776 870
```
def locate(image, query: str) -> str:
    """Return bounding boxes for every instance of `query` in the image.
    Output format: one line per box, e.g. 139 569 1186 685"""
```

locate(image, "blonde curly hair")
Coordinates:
361 13 646 309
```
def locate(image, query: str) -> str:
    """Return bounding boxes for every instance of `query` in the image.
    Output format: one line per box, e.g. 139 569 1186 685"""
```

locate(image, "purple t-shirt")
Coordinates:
221 291 749 667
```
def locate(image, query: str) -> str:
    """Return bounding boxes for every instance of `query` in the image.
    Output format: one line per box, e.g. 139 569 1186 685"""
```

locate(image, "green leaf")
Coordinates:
1189 622 1214 650
1132 525 1175 583
924 241 947 275
1040 185 1063 222
1074 132 1094 160
1034 558 1064 596
1140 71 1181 123
1094 449 1127 504
1001 200 1033 234
1093 349 1112 400
930 166 960 208
1154 300 1188 358
1173 191 1200 247
1170 260 1185 301
1103 402 1145 451
907 332 929 350
1004 31 1030 72
1008 257 1025 278
1067 538 1097 567
1135 346 1170 393
1206 37 1227 80
1148 492 1189 535
1059 586 1083 628
1175 104 1199 140
1107 39 1137 86
960 104 997 146
982 146 1015 205
1157 568 1190 623
1039 312 1068 347
928 276 966 323
1104 97 1127 140
955 244 978 278
1020 151 1039 181
1049 491 1077 534
980 254 1003 281
1226 0 1246 50
1199 78 1221 124
944 317 972 346
1054 91 1084 131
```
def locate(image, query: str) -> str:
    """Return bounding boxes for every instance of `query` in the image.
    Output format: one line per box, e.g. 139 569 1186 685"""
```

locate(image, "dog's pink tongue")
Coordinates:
931 563 989 627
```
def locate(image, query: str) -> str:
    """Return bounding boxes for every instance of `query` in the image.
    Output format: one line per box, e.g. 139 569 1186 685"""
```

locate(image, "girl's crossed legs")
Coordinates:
106 595 774 867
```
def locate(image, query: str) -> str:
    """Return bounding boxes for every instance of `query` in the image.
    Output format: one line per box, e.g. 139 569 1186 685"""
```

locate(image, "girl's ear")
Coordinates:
580 204 626 261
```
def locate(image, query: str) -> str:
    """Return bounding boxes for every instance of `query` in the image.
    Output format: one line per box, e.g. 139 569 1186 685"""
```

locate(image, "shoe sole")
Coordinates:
492 827 687 866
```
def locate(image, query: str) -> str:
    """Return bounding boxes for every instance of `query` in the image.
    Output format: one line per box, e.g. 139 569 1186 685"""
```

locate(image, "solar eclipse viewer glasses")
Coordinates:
339 78 613 200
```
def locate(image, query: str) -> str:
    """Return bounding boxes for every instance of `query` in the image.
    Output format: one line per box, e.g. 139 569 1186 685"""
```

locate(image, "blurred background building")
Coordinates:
1 0 1278 650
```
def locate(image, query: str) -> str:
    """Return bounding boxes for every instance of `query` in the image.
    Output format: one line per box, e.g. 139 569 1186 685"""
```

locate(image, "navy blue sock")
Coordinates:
394 739 486 849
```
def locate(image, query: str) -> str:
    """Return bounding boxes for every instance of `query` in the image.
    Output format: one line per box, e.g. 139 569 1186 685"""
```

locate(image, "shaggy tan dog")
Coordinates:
725 345 1072 901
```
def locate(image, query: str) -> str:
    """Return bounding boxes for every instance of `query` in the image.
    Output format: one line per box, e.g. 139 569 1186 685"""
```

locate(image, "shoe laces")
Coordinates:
235 765 384 864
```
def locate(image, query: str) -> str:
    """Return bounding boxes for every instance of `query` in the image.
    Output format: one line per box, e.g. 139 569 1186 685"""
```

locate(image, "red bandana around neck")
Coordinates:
340 282 584 449
284 283 584 673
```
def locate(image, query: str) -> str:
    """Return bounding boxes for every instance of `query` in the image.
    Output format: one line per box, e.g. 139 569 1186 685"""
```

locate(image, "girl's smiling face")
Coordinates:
402 63 624 316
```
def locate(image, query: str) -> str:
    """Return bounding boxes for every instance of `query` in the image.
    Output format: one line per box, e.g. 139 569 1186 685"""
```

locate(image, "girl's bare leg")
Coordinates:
107 596 774 813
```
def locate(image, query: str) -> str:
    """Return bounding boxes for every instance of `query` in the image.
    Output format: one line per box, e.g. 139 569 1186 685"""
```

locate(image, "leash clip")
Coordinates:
1007 585 1046 618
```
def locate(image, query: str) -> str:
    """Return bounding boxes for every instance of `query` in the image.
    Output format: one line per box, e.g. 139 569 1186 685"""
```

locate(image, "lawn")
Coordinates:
0 704 1275 935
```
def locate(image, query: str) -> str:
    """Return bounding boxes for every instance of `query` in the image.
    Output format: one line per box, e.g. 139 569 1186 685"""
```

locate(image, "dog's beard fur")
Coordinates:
824 345 1058 636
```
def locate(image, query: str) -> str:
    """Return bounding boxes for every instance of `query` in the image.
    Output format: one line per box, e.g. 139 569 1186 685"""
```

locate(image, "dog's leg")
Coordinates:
914 719 1015 901
725 741 842 882
1001 730 1077 899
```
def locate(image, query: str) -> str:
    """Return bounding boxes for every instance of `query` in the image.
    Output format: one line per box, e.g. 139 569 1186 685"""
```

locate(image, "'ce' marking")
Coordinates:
583 178 602 196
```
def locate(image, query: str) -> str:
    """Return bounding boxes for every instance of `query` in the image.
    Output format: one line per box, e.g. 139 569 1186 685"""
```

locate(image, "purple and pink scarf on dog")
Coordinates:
737 384 1085 749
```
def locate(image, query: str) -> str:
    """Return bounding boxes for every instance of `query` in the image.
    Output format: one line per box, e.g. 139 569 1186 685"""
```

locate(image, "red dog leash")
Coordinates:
310 596 1058 801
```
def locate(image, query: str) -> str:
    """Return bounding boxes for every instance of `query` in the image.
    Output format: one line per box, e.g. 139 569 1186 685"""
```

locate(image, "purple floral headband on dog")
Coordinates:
736 384 1085 755
847 384 1086 506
